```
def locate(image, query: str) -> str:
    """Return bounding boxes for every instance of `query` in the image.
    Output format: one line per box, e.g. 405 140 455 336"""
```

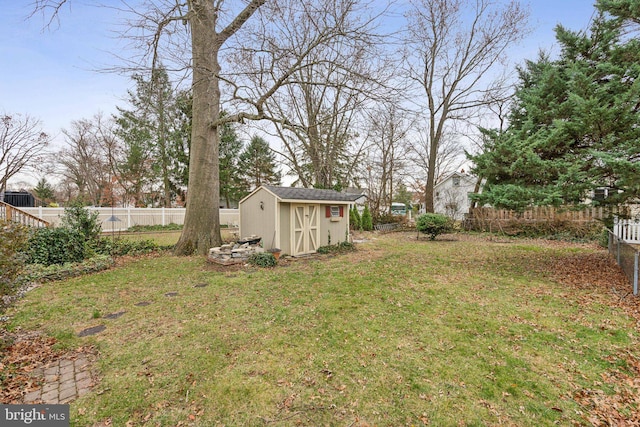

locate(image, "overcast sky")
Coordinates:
1 0 598 187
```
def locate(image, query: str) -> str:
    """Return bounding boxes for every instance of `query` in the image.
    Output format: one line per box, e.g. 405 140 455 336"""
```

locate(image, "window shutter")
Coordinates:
326 206 331 217
339 206 344 217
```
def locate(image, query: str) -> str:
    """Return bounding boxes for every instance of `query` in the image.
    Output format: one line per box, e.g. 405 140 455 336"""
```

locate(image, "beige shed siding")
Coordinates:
279 203 291 254
319 204 350 246
240 186 360 256
239 187 277 247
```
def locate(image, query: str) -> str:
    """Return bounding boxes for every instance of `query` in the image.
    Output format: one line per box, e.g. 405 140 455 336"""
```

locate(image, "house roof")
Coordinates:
435 171 477 189
263 185 363 202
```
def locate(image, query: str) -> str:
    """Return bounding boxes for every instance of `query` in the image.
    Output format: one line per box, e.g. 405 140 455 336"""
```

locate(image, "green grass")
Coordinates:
112 228 238 247
6 233 638 426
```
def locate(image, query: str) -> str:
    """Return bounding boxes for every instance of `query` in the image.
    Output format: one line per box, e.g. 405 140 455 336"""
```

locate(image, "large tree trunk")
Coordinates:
174 2 222 255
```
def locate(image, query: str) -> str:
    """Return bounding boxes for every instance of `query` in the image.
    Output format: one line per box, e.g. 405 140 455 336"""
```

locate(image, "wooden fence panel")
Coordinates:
467 206 613 222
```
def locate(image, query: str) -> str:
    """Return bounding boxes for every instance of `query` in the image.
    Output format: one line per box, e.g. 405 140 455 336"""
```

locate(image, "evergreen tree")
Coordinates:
350 206 361 230
238 135 281 191
114 66 191 207
470 5 640 211
32 177 54 205
219 119 244 207
361 205 373 231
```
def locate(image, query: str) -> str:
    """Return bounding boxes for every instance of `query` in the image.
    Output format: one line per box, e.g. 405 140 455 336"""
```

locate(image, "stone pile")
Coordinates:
207 236 264 265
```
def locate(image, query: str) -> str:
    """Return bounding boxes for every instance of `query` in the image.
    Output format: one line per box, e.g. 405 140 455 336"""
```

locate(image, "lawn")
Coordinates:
3 232 640 426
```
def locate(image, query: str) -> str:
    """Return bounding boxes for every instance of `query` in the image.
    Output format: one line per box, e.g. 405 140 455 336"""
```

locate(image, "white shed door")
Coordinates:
291 204 320 256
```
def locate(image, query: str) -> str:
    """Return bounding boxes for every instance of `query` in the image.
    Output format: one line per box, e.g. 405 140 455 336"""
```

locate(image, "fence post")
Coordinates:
127 207 131 229
634 252 639 296
162 207 166 226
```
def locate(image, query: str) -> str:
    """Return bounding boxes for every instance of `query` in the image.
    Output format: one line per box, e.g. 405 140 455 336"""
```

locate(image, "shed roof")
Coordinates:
263 185 362 202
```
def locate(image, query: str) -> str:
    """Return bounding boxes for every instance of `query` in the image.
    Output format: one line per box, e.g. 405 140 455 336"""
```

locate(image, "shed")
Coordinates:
239 185 363 256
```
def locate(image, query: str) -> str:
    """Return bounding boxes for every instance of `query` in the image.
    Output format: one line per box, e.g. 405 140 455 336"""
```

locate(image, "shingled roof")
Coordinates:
263 185 363 202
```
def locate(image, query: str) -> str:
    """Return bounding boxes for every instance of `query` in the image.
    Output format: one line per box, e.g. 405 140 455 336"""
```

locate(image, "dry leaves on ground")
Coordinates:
547 251 640 426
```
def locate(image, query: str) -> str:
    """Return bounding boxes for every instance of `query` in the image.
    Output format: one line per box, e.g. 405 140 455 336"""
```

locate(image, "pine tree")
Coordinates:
114 66 191 207
32 177 55 205
238 136 281 191
219 119 244 207
470 4 640 210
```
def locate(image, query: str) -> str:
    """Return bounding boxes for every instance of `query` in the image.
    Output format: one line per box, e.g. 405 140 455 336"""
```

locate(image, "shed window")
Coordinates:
325 205 344 218
452 176 461 186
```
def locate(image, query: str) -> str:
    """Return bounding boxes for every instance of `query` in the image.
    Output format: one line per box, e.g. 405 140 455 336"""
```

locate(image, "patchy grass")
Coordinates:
3 232 639 426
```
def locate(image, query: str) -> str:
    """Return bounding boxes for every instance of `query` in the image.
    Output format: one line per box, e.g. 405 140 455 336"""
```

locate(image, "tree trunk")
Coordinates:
174 1 222 255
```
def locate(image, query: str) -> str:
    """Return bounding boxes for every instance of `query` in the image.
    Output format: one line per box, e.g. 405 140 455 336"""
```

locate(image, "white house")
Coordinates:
433 171 478 220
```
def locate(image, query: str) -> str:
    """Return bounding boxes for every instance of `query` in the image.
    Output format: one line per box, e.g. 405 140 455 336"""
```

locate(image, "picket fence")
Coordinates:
614 218 640 244
20 207 240 232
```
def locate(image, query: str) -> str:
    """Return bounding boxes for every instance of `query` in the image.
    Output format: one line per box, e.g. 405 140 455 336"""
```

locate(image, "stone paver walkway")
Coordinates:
23 354 95 404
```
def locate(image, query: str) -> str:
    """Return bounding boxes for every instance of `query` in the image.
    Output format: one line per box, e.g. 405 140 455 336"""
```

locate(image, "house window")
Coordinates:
452 176 461 186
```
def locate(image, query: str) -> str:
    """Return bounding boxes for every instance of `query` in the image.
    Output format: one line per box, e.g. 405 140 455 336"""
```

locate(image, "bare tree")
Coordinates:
0 113 51 201
58 114 113 206
361 102 412 215
242 0 389 189
403 0 530 212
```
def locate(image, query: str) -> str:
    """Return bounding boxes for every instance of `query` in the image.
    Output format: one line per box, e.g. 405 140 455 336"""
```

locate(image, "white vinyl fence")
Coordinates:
614 218 640 244
21 207 239 232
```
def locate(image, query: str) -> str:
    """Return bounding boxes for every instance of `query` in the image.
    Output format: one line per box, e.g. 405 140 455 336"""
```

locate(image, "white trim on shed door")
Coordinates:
291 204 320 256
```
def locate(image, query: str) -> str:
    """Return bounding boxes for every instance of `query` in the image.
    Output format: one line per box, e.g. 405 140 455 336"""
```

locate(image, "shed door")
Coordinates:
291 204 320 256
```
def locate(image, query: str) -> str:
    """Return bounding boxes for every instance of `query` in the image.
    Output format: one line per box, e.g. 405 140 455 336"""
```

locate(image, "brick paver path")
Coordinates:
23 354 94 404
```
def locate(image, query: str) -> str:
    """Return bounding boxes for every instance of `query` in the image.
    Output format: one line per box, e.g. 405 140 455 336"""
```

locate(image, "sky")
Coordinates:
0 0 599 188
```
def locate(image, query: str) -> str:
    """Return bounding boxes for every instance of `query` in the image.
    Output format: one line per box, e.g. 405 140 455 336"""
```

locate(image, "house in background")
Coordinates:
433 171 478 220
238 185 363 256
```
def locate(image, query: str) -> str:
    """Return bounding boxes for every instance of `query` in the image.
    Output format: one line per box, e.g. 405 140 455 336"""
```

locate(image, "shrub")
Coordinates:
25 227 87 266
60 204 102 243
361 205 373 231
317 241 356 254
350 207 361 230
21 254 114 283
416 213 454 240
374 212 404 226
0 221 29 313
95 238 159 257
248 252 277 267
127 223 183 232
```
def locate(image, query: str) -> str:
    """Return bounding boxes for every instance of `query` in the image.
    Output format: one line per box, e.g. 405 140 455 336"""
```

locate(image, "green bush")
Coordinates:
416 213 454 240
0 221 29 313
127 223 183 232
60 204 102 243
25 227 87 266
361 205 373 231
248 252 277 268
21 255 114 283
95 238 159 256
